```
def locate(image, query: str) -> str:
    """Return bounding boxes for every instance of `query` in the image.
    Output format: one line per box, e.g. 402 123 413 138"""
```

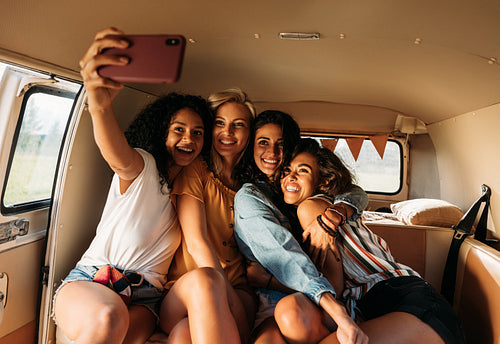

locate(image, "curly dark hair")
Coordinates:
288 138 353 196
124 92 213 191
239 110 301 185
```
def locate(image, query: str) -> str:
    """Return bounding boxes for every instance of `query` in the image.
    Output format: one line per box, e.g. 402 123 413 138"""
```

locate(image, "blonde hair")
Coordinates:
208 87 256 117
207 87 256 178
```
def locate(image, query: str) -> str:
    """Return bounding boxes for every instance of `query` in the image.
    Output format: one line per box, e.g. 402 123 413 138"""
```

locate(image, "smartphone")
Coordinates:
98 34 186 83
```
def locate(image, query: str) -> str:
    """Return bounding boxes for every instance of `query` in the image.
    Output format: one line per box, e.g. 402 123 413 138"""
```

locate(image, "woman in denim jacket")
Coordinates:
234 110 368 344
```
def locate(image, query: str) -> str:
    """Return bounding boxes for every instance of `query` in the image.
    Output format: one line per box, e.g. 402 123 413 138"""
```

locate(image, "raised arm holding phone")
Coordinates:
53 28 241 344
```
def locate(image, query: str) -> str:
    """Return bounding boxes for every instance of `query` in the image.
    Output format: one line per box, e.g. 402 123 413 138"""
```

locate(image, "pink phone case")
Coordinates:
98 34 186 83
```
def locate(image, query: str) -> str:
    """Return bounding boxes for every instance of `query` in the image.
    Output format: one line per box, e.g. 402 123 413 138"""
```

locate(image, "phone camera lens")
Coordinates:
166 38 180 46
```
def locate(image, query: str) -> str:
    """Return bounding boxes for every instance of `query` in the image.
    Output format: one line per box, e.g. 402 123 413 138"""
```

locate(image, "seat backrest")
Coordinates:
367 224 426 276
365 222 453 288
454 239 500 344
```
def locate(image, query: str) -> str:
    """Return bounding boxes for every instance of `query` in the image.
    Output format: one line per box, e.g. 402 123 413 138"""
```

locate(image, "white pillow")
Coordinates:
390 199 463 227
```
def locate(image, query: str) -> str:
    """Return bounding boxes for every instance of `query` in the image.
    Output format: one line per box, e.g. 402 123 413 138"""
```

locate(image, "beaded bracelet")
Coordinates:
325 206 347 226
316 214 339 238
321 212 338 228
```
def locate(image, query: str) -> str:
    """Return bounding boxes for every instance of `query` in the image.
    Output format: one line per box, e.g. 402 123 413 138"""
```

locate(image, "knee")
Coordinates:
275 295 306 331
275 294 321 342
93 301 129 334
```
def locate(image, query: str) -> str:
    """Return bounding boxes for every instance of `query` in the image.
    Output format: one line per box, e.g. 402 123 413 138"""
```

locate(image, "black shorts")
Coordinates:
356 276 466 344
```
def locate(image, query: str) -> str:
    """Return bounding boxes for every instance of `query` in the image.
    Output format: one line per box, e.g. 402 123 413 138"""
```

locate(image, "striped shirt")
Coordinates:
311 194 420 302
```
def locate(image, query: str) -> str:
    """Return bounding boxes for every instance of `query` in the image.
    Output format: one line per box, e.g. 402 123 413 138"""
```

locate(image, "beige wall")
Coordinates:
427 104 500 237
408 134 441 200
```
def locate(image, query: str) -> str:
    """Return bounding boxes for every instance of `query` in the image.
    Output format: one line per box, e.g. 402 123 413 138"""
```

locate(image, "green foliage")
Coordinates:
4 153 57 206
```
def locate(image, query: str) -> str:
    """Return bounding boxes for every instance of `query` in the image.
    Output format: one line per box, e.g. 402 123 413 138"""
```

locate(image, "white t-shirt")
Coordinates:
78 149 181 289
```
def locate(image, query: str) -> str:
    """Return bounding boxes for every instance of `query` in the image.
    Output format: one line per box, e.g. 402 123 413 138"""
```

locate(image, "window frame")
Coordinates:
1 84 77 214
363 138 404 196
303 133 406 197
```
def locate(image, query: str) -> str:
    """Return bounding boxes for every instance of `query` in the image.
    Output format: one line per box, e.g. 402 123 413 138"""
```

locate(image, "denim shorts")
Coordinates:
253 288 288 329
53 264 164 323
356 276 466 344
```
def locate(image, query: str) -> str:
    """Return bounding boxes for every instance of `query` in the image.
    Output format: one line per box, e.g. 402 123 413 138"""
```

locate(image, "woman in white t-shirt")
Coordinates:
53 28 240 344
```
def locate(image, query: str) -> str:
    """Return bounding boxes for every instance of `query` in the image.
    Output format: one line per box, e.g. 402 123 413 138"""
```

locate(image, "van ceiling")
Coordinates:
0 0 499 125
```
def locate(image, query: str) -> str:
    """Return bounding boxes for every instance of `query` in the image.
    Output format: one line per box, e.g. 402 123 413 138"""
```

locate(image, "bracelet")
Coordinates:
266 275 273 289
317 214 339 237
325 206 347 226
321 212 338 229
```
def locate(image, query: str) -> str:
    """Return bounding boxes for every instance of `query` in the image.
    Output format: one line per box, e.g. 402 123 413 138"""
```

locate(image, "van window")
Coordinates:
1 84 76 213
306 136 403 195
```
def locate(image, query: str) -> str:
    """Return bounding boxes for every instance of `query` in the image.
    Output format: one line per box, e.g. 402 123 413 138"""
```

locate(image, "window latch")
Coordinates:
0 219 29 244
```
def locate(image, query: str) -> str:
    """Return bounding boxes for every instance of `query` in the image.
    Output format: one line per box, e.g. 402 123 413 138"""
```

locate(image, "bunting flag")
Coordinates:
321 138 339 152
320 135 390 162
369 134 389 159
345 137 364 161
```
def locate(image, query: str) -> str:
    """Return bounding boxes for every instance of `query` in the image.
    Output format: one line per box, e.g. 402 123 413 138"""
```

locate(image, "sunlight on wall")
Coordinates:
428 104 500 237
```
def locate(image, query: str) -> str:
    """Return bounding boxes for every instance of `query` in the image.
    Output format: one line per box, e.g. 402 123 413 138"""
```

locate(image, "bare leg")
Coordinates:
167 317 191 344
233 287 257 344
54 281 129 344
159 267 240 344
319 312 445 344
274 293 332 344
123 305 156 344
252 317 286 344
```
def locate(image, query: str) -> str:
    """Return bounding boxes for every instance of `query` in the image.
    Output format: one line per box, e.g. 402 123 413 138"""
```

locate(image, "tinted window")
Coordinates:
2 85 76 212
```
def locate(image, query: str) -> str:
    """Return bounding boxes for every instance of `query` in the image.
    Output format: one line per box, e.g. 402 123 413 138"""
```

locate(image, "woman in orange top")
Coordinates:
163 88 257 343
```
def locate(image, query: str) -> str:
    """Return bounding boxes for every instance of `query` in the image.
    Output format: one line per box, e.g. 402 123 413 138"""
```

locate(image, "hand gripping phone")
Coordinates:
98 34 186 83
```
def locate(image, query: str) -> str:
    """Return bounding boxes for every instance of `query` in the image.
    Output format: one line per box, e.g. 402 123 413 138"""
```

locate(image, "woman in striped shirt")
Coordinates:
276 138 465 344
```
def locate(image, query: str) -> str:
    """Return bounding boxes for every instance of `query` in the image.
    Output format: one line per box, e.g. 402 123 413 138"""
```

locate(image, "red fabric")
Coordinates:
93 266 132 305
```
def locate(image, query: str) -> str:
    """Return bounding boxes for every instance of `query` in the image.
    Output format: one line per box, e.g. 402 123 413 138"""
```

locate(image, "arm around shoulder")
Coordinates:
333 184 369 217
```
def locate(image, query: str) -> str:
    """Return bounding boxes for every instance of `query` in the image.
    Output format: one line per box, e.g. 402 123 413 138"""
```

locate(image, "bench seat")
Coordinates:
57 213 499 343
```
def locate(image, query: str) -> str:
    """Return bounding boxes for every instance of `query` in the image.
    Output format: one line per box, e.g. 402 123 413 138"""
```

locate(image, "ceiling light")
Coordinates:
279 32 320 40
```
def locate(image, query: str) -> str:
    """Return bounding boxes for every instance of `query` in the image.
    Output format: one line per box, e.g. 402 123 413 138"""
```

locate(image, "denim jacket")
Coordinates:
234 181 368 305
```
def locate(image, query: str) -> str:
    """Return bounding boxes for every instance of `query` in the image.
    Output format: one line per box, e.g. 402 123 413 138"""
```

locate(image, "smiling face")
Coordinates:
165 108 205 167
212 102 252 161
281 152 320 206
253 123 284 179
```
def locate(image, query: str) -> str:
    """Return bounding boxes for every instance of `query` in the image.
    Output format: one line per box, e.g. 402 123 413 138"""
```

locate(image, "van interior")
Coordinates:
0 1 499 343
